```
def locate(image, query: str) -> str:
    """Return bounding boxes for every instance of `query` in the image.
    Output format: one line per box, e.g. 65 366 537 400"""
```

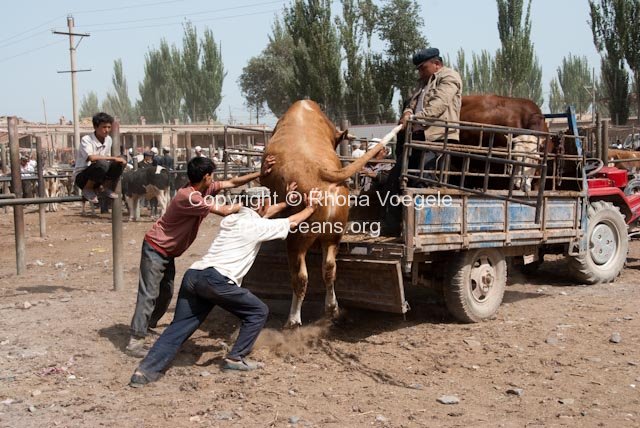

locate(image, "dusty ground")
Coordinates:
0 205 639 428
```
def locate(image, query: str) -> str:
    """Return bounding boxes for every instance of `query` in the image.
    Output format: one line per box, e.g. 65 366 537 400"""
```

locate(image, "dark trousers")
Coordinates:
136 267 269 381
74 160 124 190
130 241 176 337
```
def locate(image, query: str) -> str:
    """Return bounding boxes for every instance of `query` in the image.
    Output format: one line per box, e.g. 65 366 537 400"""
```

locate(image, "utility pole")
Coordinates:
592 67 596 125
53 16 90 154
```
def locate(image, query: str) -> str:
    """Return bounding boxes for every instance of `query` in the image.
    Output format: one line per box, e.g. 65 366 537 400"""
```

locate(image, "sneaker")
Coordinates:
102 188 119 199
81 187 98 204
125 336 147 358
223 357 264 371
129 371 151 388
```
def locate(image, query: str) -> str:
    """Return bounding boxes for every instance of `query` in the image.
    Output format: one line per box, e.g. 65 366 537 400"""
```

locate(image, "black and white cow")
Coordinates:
121 165 170 221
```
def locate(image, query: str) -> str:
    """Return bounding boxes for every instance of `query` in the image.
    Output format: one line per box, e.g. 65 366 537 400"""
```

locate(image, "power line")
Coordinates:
0 40 65 64
78 0 285 28
0 29 50 50
85 9 279 33
0 15 64 45
73 0 186 15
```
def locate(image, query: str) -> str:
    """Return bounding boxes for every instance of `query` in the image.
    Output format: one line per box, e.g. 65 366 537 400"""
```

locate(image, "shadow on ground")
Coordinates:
16 284 76 293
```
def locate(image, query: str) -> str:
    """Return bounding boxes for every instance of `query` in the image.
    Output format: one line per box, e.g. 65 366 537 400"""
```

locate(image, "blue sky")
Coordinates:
1 0 601 126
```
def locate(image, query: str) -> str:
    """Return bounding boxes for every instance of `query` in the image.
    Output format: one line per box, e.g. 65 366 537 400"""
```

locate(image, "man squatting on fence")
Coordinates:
125 155 276 357
129 184 318 386
72 112 128 204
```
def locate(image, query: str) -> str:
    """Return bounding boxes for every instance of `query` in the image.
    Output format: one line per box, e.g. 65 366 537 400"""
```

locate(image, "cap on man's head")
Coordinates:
151 147 159 154
413 47 440 68
162 147 170 153
143 151 154 157
195 145 202 152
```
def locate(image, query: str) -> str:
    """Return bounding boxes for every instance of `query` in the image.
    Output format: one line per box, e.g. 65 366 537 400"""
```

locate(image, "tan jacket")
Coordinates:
404 66 462 141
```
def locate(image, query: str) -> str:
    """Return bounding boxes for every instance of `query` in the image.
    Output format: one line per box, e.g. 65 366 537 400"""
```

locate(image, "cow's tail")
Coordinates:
320 125 402 183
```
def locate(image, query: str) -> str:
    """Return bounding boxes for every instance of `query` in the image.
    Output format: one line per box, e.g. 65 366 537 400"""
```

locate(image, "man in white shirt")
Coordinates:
72 112 127 203
129 184 318 387
351 141 365 158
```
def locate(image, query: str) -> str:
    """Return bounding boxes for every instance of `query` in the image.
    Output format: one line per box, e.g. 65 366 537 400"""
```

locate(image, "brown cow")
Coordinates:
459 94 552 190
460 94 549 145
608 148 640 172
260 100 398 328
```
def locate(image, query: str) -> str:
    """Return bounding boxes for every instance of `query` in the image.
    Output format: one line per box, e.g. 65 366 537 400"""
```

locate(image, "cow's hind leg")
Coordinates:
321 239 340 320
284 237 315 329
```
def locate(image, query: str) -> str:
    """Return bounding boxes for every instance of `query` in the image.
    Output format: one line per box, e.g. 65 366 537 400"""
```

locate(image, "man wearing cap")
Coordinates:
150 147 161 166
399 47 462 141
194 145 205 158
360 141 392 192
129 183 318 386
351 141 365 158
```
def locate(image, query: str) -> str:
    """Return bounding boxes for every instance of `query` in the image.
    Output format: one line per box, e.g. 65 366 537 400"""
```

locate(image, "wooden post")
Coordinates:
36 137 46 238
2 143 9 214
595 113 602 159
111 120 124 291
8 117 25 275
601 118 609 164
339 119 350 160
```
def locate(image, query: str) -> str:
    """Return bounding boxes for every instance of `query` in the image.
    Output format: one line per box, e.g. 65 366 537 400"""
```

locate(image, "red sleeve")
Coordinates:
205 181 222 197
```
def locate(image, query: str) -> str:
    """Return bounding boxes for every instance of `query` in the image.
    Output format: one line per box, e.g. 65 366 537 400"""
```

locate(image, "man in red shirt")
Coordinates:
126 155 275 357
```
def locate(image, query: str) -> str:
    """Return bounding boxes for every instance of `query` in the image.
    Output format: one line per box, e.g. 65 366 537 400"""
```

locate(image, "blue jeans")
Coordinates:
130 241 175 337
136 268 269 381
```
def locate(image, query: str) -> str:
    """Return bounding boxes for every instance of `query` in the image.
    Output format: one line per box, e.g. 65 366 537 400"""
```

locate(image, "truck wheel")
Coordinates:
568 201 628 284
624 178 640 196
444 248 506 323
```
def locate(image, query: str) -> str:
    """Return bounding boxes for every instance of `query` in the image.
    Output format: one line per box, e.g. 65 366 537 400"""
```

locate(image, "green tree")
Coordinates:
137 40 182 123
201 29 226 121
284 0 344 121
239 19 296 118
590 0 630 124
102 59 136 124
238 56 269 123
548 78 564 113
377 0 428 104
493 0 543 104
457 49 495 95
337 0 367 124
79 91 99 119
553 55 594 115
180 22 203 122
620 0 640 119
601 55 630 124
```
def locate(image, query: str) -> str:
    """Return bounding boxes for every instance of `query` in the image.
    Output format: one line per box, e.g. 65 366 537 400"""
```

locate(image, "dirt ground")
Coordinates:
0 204 639 428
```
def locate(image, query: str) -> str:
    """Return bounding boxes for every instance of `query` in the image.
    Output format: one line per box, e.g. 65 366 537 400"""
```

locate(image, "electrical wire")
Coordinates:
87 9 279 33
0 15 63 45
0 40 65 64
78 0 285 28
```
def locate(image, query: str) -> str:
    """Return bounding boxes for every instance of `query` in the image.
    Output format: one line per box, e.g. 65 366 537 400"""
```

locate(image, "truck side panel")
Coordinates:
412 194 583 252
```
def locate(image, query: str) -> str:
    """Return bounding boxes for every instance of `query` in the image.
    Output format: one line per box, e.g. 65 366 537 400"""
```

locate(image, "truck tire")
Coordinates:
444 248 506 323
568 201 628 284
624 178 640 196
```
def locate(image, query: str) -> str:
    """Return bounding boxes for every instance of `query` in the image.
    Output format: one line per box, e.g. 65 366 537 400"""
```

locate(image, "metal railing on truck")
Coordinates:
401 115 586 223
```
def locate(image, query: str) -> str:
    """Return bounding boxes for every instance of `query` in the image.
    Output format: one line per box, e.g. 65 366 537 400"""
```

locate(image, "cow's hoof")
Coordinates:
325 305 340 320
283 320 302 330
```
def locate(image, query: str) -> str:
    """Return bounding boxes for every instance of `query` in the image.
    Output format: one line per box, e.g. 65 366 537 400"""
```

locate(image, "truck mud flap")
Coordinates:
243 241 409 314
